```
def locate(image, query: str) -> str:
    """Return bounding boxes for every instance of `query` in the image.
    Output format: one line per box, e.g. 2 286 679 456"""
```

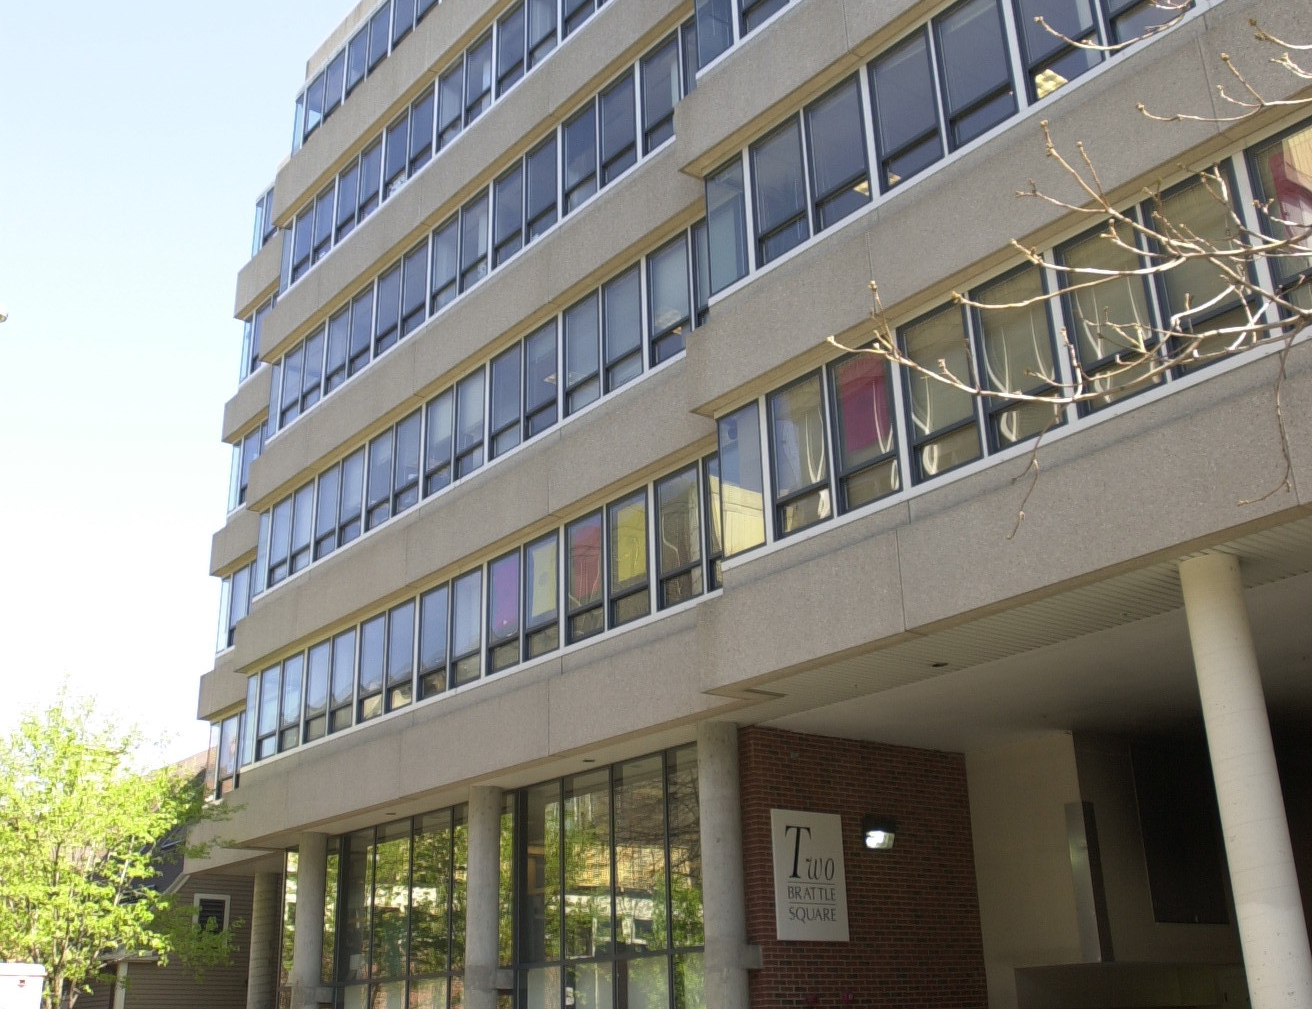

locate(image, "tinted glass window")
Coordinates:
366 430 394 530
648 235 690 363
346 29 369 96
600 73 637 184
349 286 374 375
430 217 459 311
805 78 870 231
424 389 454 496
715 402 766 556
410 87 435 173
455 370 485 477
359 140 383 221
402 242 428 337
603 266 642 391
695 0 733 67
384 114 409 197
641 37 680 154
563 105 597 212
418 584 449 697
526 136 558 240
494 165 524 267
490 343 522 458
870 31 943 191
564 293 600 414
751 120 808 264
392 0 415 47
465 33 494 124
459 194 490 292
324 53 346 118
934 0 1016 147
312 186 335 262
497 3 526 95
437 63 464 148
336 161 360 241
394 410 422 513
524 321 558 435
368 6 391 70
375 261 402 355
450 570 483 686
528 0 558 67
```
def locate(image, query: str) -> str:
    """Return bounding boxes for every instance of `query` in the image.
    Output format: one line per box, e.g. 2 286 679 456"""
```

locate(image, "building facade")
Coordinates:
193 0 1312 1007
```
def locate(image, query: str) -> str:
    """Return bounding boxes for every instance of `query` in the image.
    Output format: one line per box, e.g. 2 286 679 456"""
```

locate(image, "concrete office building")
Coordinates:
193 0 1312 1006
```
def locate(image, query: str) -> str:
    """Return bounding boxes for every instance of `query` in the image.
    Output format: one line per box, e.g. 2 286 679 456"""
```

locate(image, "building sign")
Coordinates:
770 809 850 941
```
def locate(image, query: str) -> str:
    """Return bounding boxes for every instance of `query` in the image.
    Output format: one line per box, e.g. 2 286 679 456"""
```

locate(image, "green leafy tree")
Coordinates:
0 694 230 1009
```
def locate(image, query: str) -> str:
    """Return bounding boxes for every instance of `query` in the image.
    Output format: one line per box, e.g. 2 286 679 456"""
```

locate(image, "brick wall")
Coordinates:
739 727 986 1009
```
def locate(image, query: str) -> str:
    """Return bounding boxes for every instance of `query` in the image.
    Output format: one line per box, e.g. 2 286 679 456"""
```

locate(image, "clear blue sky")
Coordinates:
0 0 347 762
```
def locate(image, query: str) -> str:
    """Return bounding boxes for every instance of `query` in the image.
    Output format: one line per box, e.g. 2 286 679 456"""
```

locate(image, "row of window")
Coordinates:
234 452 722 768
291 0 440 153
280 22 695 305
691 0 796 70
701 0 1191 296
261 747 704 1009
710 118 1312 553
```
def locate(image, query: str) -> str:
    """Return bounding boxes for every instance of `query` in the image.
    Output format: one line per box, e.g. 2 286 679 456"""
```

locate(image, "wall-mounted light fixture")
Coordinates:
862 815 898 850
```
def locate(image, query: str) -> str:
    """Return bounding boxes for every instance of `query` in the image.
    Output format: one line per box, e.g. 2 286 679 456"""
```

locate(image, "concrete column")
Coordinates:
290 834 329 1009
247 870 283 1009
1179 553 1312 1009
697 721 752 1009
465 786 505 1009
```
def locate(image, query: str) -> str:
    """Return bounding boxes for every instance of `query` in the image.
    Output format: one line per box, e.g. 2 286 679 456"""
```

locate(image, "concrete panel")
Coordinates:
197 652 248 722
897 348 1308 630
966 734 1085 1009
221 368 271 445
676 0 851 177
234 236 282 320
209 507 261 577
547 608 721 753
699 500 911 693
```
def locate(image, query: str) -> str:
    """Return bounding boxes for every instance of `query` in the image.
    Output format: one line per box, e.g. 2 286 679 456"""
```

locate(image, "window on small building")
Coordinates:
196 896 230 933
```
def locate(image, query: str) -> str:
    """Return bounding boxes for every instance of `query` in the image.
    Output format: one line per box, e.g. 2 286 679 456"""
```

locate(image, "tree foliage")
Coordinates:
0 695 230 1009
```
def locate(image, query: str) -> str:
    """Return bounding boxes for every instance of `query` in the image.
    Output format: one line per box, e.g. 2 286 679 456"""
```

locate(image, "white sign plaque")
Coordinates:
770 808 850 941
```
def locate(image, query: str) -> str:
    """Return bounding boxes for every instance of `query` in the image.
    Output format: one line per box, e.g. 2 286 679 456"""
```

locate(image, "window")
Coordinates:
564 104 598 212
648 234 691 364
900 304 981 481
465 32 494 125
1106 0 1188 44
196 896 230 934
339 448 366 546
301 328 324 412
267 496 292 587
324 51 346 119
394 410 422 513
933 0 1015 148
751 120 807 265
696 0 733 67
599 72 637 185
409 87 435 175
290 483 314 574
325 308 350 394
366 429 394 530
279 654 303 751
869 30 943 191
368 5 391 70
804 77 870 231
567 512 604 642
229 424 264 510
402 242 428 337
349 286 374 376
304 640 330 741
346 28 369 97
972 265 1063 448
450 570 483 686
430 216 459 312
705 159 748 293
641 36 680 154
312 185 335 264
1249 122 1312 313
359 139 383 222
715 403 766 557
384 114 409 199
524 532 559 658
490 343 522 459
418 584 450 698
741 0 787 34
304 71 326 141
392 0 415 48
493 165 524 267
528 0 557 67
455 370 486 478
564 292 601 414
386 601 415 711
459 193 490 292
828 353 899 510
524 321 558 436
226 565 252 649
609 490 650 626
1013 0 1101 101
497 3 526 96
423 388 454 495
330 628 357 733
291 206 313 283
703 454 723 590
655 467 703 607
358 613 387 721
279 344 303 428
602 266 642 391
375 261 403 355
315 465 342 560
1056 221 1159 410
256 666 280 760
525 135 558 241
563 0 594 36
488 549 521 673
251 186 276 257
767 373 831 536
437 61 464 148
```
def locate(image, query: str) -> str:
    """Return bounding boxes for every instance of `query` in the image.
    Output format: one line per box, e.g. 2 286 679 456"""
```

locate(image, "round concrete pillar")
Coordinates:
697 721 751 1009
464 786 505 1009
290 833 328 1009
1179 552 1312 1009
